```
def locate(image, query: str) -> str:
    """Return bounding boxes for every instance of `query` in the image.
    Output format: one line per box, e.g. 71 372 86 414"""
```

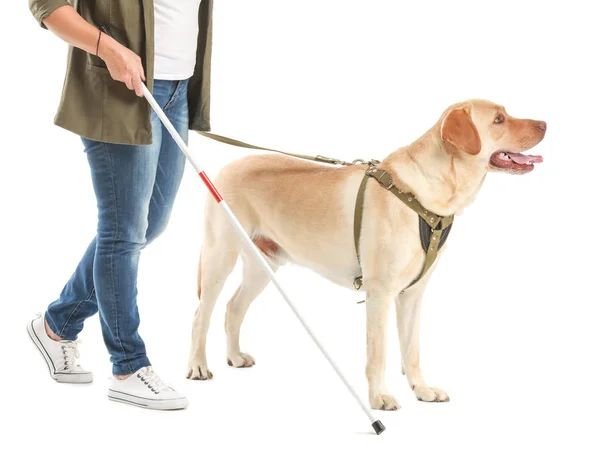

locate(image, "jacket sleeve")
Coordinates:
29 0 72 29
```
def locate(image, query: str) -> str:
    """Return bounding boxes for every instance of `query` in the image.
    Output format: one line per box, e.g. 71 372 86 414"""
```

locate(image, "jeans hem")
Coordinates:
112 356 151 376
57 286 96 340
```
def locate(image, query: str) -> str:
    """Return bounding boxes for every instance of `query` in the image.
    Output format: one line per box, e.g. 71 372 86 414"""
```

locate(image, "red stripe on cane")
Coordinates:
199 171 223 202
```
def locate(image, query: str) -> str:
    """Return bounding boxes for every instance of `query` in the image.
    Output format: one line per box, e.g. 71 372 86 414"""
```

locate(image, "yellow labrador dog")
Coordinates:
187 99 546 410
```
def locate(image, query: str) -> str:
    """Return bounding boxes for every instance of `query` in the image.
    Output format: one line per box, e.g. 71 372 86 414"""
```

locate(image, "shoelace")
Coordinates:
137 367 173 394
59 340 81 372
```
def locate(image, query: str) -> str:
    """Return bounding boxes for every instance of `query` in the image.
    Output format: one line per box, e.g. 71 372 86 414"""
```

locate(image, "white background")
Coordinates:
1 0 599 455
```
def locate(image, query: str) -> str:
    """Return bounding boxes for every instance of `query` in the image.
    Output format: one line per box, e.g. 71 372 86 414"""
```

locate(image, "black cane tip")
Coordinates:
372 420 386 435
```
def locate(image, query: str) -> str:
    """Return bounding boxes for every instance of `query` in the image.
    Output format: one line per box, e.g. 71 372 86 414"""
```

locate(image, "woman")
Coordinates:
26 0 213 410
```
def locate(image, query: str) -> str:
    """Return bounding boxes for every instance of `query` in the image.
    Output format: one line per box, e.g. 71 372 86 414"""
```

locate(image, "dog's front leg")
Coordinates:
365 290 400 410
395 285 449 402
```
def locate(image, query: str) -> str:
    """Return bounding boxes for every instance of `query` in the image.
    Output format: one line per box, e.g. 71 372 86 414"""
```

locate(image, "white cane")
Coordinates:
142 85 385 435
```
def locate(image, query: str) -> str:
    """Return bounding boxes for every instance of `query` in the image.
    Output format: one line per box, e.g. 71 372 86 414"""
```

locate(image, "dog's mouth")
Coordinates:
489 150 543 175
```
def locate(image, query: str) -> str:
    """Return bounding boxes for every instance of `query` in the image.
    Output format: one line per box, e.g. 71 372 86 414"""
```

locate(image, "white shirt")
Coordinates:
153 0 202 80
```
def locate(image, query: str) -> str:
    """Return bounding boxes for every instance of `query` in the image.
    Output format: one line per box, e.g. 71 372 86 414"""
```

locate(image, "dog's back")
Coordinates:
208 154 364 272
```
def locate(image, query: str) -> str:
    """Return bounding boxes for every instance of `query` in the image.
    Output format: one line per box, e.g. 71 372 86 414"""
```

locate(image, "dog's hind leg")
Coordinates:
187 210 240 380
225 249 279 368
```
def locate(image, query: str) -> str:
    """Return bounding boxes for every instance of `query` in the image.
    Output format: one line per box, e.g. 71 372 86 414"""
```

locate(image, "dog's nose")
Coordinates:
536 121 547 132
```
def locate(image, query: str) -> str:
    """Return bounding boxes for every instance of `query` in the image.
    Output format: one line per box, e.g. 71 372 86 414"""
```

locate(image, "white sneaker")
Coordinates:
27 313 93 384
108 366 189 410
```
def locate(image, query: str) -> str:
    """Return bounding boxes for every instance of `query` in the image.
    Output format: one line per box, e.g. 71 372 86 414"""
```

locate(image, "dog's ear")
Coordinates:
441 108 481 155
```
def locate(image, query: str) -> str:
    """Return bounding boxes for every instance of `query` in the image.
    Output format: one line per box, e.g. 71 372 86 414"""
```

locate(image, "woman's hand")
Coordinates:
98 34 146 97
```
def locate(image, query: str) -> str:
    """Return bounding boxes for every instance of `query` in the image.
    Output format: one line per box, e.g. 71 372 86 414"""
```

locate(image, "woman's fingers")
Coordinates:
132 75 144 97
138 57 146 82
125 76 134 91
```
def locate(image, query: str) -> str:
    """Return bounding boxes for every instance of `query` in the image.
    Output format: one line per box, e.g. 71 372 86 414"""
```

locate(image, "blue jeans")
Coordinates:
45 80 189 376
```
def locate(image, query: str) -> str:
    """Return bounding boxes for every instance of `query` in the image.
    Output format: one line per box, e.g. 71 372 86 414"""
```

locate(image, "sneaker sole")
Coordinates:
108 389 189 411
27 319 93 384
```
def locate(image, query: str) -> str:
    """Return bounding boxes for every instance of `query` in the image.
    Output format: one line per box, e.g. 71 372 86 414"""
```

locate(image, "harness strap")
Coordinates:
353 173 370 290
353 165 454 292
364 167 454 230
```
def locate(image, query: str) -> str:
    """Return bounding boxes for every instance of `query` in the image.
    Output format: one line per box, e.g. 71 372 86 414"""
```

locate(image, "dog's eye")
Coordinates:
494 114 505 124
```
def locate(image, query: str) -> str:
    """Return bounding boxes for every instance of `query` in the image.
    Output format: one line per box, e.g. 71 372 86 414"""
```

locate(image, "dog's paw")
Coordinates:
369 393 400 411
227 352 255 368
412 385 449 402
187 364 213 380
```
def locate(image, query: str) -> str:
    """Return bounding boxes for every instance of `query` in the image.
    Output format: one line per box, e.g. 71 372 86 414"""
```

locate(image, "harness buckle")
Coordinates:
366 166 394 190
379 175 395 190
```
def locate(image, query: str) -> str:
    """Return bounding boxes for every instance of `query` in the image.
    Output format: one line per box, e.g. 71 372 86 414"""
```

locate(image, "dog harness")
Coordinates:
352 161 454 292
197 132 455 293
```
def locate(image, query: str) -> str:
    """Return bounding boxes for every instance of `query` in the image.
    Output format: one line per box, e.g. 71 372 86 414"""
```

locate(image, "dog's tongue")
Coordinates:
506 152 544 164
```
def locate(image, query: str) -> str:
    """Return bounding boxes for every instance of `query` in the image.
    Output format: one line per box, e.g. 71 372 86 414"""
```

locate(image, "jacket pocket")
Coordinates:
85 63 110 76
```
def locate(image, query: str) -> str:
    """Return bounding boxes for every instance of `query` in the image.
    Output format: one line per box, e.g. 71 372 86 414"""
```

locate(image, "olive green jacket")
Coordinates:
29 0 213 145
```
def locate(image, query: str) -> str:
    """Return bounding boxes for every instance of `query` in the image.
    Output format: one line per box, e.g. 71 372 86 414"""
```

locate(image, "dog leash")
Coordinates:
197 131 454 294
199 131 360 166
